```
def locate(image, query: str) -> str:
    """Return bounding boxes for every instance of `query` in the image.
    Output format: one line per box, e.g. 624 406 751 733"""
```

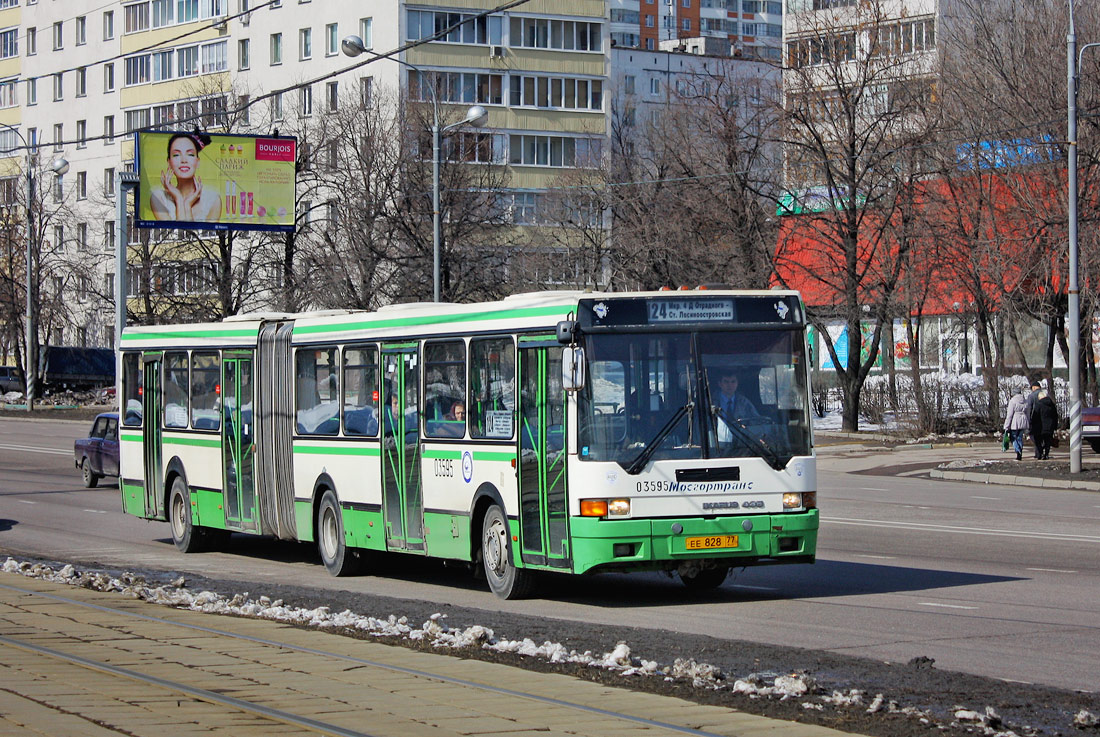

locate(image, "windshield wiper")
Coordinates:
712 405 787 471
624 401 693 475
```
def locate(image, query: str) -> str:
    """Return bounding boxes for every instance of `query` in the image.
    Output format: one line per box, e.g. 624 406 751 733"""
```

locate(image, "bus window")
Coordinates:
424 340 466 438
190 352 221 430
164 352 189 428
343 346 379 436
470 337 514 439
122 352 142 426
296 347 339 435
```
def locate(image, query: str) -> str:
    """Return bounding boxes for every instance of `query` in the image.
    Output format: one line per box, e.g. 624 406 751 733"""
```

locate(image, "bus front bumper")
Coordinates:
568 511 818 575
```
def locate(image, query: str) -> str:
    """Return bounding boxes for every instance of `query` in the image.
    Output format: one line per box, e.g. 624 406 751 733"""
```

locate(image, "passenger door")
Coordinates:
141 353 165 519
517 340 570 568
380 346 423 551
222 352 258 532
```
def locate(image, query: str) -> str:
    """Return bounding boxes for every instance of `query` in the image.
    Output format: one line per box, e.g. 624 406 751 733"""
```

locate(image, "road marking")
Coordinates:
861 487 889 491
17 499 35 504
853 554 896 560
82 509 107 514
1026 567 1078 574
970 495 1000 500
826 517 1100 543
919 602 978 610
0 443 70 457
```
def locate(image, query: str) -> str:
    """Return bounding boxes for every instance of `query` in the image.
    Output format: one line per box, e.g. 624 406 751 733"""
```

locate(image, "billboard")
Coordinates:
135 131 297 232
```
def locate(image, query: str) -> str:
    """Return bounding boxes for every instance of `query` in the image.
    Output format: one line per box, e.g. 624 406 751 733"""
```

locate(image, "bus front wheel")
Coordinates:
680 565 729 590
169 477 205 553
317 489 360 577
481 504 535 600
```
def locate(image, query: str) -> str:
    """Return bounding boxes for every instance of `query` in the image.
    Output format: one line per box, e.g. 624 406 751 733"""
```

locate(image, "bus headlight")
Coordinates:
607 499 631 517
782 492 817 510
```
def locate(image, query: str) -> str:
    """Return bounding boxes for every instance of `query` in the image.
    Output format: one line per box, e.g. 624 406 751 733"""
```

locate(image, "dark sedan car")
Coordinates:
1082 407 1100 453
74 412 119 487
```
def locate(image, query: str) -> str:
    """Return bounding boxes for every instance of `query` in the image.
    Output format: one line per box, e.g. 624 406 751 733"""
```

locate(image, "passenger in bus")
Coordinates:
445 401 465 422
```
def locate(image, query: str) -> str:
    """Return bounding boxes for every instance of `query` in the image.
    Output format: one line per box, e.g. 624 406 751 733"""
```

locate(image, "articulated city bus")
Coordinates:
119 290 817 598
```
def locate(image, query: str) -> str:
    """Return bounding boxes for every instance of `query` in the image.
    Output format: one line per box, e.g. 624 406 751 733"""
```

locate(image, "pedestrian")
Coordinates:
1030 390 1058 460
1003 386 1030 461
1025 376 1042 416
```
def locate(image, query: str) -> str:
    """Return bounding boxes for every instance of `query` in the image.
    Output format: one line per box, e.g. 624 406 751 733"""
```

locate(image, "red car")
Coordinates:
74 412 119 487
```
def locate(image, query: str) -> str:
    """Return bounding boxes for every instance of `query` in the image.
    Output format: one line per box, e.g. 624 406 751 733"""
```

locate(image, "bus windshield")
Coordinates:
577 330 811 469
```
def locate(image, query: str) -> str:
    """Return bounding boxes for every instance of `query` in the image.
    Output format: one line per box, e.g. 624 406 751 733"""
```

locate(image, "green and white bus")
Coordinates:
119 289 817 598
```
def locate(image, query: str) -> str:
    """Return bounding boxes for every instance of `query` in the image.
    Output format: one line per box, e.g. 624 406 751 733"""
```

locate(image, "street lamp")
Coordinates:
342 34 489 302
952 301 973 374
0 122 66 411
1067 0 1099 472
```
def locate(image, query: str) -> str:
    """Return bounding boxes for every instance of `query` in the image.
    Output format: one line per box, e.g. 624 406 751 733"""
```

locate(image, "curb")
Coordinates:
929 468 1100 491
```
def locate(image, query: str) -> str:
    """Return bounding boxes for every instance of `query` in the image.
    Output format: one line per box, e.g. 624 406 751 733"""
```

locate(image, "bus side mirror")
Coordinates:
556 320 577 344
562 347 585 391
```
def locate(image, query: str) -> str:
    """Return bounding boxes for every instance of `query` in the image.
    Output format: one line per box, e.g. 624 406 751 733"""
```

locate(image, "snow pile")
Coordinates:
0 557 1043 736
1075 710 1099 728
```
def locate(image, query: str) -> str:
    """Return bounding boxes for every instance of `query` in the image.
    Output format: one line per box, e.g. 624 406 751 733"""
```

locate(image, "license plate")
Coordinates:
685 535 739 550
1085 425 1100 433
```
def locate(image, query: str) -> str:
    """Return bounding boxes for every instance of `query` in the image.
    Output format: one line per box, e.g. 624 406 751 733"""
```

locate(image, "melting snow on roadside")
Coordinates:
3 557 1083 736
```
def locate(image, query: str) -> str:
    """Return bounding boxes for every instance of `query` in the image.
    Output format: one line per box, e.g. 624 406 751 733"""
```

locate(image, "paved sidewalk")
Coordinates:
0 572 859 737
816 432 1100 491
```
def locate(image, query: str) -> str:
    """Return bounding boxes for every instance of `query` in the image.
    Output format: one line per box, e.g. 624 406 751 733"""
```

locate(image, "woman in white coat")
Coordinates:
1003 386 1030 461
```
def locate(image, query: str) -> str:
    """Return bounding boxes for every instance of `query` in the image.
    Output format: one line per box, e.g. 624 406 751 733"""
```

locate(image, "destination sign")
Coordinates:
648 299 733 323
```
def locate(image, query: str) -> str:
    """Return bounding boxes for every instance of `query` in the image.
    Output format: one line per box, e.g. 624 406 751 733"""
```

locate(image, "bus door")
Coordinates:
141 352 165 519
380 346 424 551
222 352 258 532
517 340 570 568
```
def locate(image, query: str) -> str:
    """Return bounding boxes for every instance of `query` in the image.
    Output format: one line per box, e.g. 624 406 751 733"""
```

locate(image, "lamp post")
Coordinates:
342 35 489 302
1067 0 1099 473
0 123 67 411
952 301 972 374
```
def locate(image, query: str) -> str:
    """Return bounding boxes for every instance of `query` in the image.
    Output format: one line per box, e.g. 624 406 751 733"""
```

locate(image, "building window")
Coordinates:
0 28 17 59
650 78 660 95
645 14 654 27
26 27 35 55
152 0 173 27
76 67 87 96
360 17 372 48
104 63 115 92
104 116 115 144
77 223 88 251
408 10 502 45
300 84 312 115
271 92 283 120
326 22 338 55
104 168 116 196
53 21 63 50
682 17 691 30
238 38 249 69
201 40 227 72
177 46 198 77
624 75 635 94
104 221 116 249
76 16 87 45
52 73 63 100
508 134 602 168
125 55 151 86
76 120 87 148
507 17 601 51
178 0 199 23
0 79 15 108
125 3 150 34
507 73 602 111
299 28 311 60
25 78 35 105
326 81 338 112
270 32 282 64
52 225 64 248
103 10 115 40
361 76 373 106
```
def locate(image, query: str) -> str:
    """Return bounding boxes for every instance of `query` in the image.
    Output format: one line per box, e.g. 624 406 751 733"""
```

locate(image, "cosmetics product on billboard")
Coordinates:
247 191 254 215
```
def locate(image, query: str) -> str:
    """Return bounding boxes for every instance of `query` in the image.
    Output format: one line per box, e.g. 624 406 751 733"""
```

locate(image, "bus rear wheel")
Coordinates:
317 489 360 577
680 565 729 590
481 504 535 599
169 477 206 553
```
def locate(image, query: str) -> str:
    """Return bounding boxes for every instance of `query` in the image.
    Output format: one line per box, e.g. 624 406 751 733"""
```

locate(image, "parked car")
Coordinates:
74 412 119 488
1080 407 1100 453
0 366 22 394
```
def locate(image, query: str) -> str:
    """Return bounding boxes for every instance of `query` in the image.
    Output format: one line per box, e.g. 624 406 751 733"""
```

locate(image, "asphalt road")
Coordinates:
1 417 1097 696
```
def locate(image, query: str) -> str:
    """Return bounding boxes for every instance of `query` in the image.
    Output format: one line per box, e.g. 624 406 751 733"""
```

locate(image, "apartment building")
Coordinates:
0 0 611 350
609 0 781 61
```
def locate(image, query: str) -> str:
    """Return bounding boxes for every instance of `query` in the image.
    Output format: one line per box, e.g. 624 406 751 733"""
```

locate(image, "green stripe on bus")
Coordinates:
293 444 381 456
473 451 515 462
120 433 142 442
293 304 573 336
422 449 462 460
121 328 258 342
163 436 221 448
